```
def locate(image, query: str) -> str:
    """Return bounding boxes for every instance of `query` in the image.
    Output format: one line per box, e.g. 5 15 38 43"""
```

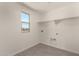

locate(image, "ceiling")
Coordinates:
24 2 74 12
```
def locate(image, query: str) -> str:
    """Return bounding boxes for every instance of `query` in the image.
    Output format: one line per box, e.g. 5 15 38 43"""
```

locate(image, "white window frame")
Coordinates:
21 11 30 32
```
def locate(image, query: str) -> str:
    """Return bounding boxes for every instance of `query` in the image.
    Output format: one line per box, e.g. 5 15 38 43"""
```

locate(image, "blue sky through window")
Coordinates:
21 12 30 30
21 12 29 22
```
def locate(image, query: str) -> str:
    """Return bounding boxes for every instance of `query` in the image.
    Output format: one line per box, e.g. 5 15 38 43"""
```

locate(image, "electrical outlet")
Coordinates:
50 38 56 41
56 33 59 35
50 38 57 45
41 30 44 32
53 38 56 41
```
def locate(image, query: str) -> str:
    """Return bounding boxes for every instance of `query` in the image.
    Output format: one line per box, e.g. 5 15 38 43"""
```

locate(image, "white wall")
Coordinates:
56 18 79 54
0 3 40 56
39 21 57 47
40 3 79 22
39 18 79 54
1 2 79 55
39 3 79 54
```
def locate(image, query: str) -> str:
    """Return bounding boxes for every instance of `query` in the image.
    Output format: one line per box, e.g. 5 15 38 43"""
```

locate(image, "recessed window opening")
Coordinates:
21 11 30 32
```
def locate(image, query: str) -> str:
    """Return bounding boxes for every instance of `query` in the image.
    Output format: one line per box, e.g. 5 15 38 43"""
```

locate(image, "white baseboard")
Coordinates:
9 42 79 56
41 42 79 55
10 42 39 56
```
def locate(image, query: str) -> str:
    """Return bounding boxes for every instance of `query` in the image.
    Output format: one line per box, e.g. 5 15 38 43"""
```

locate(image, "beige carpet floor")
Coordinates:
15 43 79 56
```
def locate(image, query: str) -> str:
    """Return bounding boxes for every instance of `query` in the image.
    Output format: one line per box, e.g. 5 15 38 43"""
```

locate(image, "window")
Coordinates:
21 11 30 32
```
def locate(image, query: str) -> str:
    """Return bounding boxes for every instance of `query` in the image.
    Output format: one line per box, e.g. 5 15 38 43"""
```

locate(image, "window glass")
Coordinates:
21 12 29 22
21 12 30 32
